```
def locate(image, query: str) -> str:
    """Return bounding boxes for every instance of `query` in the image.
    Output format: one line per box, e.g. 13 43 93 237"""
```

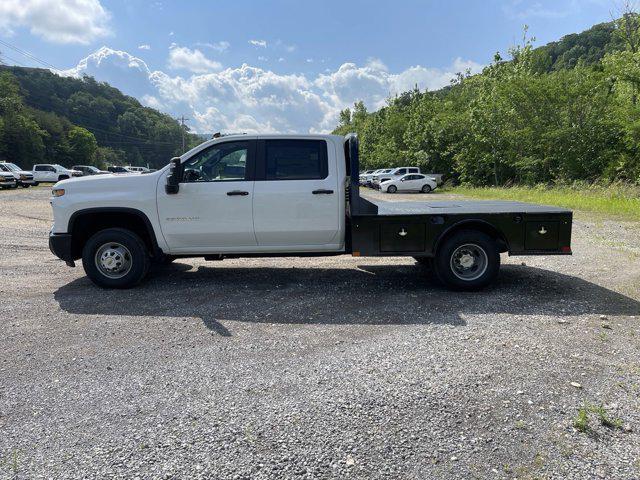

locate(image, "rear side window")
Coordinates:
409 168 419 173
265 140 328 180
35 166 45 171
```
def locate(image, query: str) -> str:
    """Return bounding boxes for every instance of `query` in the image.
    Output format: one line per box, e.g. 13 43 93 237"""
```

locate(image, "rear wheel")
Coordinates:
433 230 500 291
421 184 432 193
21 184 30 188
387 185 397 193
82 228 150 288
58 175 69 181
33 182 39 186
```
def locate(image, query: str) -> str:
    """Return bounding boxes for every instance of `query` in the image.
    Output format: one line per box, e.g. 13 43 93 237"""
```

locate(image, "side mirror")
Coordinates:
165 157 183 194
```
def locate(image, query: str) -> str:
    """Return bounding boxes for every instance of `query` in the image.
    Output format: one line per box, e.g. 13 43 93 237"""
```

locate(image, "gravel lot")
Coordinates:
1 186 639 479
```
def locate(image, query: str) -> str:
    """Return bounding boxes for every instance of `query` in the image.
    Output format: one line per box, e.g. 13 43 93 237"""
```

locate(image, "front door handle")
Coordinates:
227 190 249 196
312 189 334 195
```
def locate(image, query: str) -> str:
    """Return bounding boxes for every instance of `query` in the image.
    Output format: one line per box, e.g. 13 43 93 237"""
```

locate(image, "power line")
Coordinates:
0 51 29 68
0 39 62 72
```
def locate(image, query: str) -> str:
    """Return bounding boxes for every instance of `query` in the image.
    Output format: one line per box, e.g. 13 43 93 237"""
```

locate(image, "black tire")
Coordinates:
21 184 30 188
33 182 39 186
58 175 69 181
82 228 150 288
421 184 432 193
387 185 397 193
433 230 500 291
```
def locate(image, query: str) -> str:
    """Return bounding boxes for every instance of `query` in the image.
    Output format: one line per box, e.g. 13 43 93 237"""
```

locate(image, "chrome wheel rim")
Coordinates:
95 242 132 279
450 243 488 281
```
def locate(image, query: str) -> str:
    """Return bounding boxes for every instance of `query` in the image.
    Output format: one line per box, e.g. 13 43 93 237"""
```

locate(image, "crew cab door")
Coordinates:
252 138 340 248
156 139 257 251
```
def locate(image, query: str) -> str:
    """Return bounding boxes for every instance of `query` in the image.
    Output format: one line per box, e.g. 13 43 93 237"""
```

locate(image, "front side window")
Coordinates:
183 141 248 182
265 140 327 180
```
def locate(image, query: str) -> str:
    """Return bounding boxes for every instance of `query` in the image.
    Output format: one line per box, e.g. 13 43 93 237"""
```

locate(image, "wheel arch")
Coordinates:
434 220 509 254
68 207 162 260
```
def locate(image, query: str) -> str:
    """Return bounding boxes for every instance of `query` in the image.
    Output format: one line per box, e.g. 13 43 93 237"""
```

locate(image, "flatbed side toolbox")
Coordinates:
525 221 559 250
380 222 426 253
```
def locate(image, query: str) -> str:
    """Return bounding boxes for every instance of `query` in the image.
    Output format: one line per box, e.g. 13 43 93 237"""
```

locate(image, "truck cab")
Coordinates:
49 134 573 291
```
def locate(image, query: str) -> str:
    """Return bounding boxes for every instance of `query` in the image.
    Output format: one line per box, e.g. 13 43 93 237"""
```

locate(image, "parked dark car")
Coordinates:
72 165 109 175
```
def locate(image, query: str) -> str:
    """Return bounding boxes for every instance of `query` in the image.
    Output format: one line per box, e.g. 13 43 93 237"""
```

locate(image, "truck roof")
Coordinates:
182 133 345 160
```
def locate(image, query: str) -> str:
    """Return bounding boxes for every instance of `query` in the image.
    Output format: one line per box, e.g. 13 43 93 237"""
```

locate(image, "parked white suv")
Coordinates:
33 164 82 184
0 162 35 187
372 167 421 189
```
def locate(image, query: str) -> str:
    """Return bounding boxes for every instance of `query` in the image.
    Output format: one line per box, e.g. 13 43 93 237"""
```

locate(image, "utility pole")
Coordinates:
177 114 190 152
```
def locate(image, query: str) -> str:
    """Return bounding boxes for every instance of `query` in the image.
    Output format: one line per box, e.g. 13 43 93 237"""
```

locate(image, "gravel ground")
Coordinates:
1 186 639 479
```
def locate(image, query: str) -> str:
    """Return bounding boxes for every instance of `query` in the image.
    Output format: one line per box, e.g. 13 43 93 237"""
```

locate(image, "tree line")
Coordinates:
0 66 200 170
334 16 640 186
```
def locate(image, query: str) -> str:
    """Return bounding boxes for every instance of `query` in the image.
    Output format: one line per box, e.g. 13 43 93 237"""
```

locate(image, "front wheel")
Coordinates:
21 184 30 188
32 182 39 186
421 184 432 193
433 230 500 291
58 175 69 181
387 185 397 193
82 228 150 288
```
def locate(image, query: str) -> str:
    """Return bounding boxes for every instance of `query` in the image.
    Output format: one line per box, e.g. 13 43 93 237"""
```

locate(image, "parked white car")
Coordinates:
0 162 35 187
381 173 438 193
367 169 393 187
359 169 386 186
0 170 17 189
372 167 421 189
358 170 376 185
32 164 82 184
125 166 151 173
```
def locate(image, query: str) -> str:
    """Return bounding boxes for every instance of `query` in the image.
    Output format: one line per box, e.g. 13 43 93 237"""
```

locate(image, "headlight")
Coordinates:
52 188 65 197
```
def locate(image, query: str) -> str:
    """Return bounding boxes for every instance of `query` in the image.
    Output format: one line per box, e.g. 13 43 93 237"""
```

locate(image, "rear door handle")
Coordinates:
312 189 334 195
227 190 249 196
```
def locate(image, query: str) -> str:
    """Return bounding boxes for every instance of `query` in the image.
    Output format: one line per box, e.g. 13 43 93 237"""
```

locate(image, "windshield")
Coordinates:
4 163 21 172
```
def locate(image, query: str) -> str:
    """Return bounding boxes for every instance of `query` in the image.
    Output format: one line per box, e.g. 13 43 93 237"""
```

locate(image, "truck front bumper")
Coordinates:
49 232 75 267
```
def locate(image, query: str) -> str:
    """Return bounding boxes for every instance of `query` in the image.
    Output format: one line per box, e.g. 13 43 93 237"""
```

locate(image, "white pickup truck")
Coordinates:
49 134 573 290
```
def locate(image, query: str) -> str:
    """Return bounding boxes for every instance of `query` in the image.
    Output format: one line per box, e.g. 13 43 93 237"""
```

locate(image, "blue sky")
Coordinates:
0 0 615 133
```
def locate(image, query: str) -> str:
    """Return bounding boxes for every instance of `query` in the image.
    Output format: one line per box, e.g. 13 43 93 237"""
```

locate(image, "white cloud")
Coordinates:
0 0 111 44
63 47 483 134
196 41 230 53
138 44 151 50
167 45 222 73
141 94 163 110
249 39 267 48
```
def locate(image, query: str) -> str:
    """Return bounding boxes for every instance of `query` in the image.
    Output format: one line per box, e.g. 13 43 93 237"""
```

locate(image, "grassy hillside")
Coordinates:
0 66 200 169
